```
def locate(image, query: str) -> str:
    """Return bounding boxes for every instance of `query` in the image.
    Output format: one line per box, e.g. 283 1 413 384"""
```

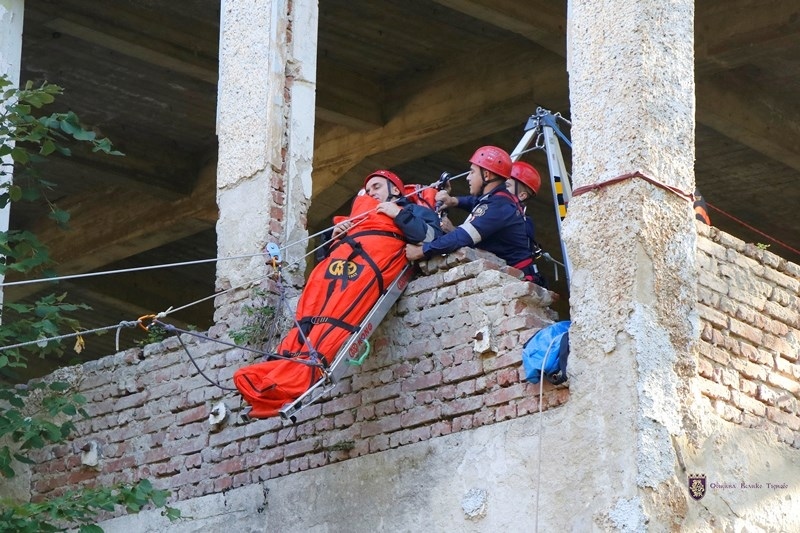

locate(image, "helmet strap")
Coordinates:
386 178 401 201
480 170 504 194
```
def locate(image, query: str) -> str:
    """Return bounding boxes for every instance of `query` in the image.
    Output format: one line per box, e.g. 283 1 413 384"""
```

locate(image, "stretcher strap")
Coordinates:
299 316 359 333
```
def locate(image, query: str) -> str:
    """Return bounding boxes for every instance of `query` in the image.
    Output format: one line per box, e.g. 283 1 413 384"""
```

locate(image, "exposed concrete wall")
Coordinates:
6 231 797 532
18 249 562 503
0 0 23 301
215 0 315 310
563 0 698 528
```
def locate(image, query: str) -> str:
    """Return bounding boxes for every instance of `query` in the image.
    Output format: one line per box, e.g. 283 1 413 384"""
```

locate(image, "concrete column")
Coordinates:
561 0 697 528
0 0 24 308
214 0 317 321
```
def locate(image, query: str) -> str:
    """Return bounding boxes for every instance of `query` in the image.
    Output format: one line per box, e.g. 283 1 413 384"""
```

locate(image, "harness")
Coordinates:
282 229 406 368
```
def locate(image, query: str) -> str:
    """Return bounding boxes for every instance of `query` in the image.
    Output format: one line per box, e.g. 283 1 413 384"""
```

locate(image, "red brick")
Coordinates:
767 407 800 431
443 361 483 383
322 393 361 415
495 404 518 421
284 438 321 458
362 382 401 404
369 435 390 453
401 372 443 392
214 476 233 492
485 383 527 406
473 409 495 427
211 457 246 476
401 405 441 428
361 414 402 437
375 398 398 417
442 396 484 417
495 368 521 387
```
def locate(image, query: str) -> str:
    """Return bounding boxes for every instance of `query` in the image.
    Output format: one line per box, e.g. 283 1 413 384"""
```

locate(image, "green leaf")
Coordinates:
12 453 36 465
151 490 167 507
10 147 29 164
72 129 96 141
48 381 70 392
48 208 70 225
79 525 104 533
8 185 23 202
40 139 56 156
0 355 7 368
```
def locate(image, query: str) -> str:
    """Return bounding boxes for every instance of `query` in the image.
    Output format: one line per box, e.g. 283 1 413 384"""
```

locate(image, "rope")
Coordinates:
170 330 238 391
0 321 140 353
1 172 467 295
572 170 693 201
0 252 269 289
706 202 800 256
570 171 796 257
533 334 559 533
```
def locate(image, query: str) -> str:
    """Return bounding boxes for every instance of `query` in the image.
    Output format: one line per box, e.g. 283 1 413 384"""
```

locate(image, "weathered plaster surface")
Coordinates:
564 0 697 528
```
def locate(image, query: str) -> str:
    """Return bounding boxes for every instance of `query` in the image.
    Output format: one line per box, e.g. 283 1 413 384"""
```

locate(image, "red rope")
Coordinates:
706 202 800 256
572 170 694 201
570 170 799 257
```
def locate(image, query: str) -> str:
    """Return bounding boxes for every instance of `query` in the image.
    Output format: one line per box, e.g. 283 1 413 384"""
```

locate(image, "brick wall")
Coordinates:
22 227 800 515
26 248 566 505
695 223 800 448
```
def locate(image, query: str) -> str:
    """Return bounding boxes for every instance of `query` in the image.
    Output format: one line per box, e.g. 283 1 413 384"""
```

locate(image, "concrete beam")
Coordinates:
439 0 800 175
310 41 567 226
431 0 567 57
5 163 217 302
697 72 800 173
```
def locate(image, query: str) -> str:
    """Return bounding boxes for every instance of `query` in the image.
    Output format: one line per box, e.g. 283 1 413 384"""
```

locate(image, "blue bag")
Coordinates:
522 320 570 385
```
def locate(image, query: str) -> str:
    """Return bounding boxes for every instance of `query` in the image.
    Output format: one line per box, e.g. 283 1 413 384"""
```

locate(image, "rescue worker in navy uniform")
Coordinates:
333 169 442 244
405 146 544 287
506 161 547 287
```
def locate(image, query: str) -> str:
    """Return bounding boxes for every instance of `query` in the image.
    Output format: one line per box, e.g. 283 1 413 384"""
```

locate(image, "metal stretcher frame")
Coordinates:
279 263 416 422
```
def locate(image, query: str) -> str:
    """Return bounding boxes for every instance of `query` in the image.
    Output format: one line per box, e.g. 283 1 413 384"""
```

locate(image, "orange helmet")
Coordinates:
469 146 512 179
510 161 542 196
364 169 404 195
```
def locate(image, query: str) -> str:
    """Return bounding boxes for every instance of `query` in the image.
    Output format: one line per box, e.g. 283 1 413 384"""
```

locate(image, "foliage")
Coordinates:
229 288 278 347
135 323 168 347
0 75 180 530
0 478 179 533
0 380 87 478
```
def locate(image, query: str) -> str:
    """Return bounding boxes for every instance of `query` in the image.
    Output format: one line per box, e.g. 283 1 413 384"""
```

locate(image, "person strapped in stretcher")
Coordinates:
233 170 442 419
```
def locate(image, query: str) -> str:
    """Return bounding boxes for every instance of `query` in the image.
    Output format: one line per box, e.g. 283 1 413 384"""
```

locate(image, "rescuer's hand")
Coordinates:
440 216 455 233
405 244 425 261
376 202 402 219
434 190 457 208
332 220 353 239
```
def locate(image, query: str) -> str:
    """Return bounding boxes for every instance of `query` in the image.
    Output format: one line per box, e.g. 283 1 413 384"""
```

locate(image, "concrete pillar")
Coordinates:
0 0 24 305
214 0 317 322
562 0 697 528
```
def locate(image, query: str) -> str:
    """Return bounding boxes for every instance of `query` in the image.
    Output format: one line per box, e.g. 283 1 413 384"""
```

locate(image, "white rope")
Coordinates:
0 252 269 289
534 335 559 533
1 321 141 353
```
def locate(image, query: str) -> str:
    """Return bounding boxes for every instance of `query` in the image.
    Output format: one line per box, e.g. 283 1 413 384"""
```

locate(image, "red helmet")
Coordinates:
365 169 404 195
469 146 512 179
510 161 541 196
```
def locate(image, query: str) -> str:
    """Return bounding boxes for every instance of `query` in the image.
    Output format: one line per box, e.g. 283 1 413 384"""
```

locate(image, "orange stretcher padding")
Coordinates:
233 194 409 418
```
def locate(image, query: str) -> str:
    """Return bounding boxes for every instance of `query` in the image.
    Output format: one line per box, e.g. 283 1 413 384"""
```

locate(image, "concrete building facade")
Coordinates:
1 0 798 531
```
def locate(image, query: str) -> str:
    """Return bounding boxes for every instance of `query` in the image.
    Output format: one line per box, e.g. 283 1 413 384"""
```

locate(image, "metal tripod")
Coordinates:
509 107 573 288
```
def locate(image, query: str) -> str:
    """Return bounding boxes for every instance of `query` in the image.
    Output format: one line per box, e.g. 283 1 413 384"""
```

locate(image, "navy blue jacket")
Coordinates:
393 198 443 244
421 186 530 267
